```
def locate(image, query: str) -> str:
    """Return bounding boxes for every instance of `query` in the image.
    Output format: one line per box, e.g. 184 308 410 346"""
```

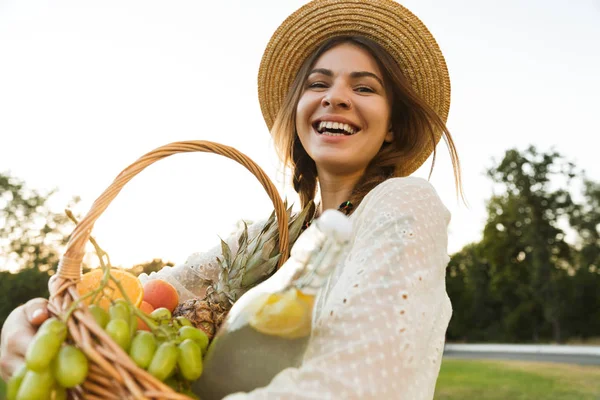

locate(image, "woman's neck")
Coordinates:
317 168 364 212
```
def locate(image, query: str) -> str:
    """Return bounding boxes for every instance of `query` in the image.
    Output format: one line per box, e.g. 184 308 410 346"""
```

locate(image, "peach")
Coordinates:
137 301 155 331
142 279 179 313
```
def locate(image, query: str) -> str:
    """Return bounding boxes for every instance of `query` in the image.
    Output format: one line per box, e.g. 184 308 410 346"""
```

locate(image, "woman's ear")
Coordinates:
384 126 394 143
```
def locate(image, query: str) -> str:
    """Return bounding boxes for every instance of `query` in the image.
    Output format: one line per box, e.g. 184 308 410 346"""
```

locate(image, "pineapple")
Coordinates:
173 202 314 339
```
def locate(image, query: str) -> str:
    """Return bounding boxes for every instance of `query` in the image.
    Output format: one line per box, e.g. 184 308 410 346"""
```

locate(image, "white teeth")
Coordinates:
321 132 345 136
316 120 358 135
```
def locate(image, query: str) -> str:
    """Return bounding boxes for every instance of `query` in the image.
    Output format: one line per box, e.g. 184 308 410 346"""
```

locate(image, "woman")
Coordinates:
1 0 463 398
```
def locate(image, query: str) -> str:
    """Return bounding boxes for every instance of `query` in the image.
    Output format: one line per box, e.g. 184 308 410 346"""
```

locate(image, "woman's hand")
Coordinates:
0 298 49 381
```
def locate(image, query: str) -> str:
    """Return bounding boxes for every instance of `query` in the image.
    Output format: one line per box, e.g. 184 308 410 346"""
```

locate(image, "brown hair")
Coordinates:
271 35 464 213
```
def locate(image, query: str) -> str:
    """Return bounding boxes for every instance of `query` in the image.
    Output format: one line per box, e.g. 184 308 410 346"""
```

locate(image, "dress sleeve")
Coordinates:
223 177 453 400
138 219 268 301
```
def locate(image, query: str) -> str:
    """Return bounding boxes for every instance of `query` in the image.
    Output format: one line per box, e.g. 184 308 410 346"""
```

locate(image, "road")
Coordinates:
443 344 600 366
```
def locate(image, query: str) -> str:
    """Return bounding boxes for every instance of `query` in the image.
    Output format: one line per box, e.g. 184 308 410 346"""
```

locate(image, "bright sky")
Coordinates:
1 0 599 269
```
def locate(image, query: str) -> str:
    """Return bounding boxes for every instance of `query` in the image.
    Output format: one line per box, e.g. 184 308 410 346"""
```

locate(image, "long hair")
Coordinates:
271 35 464 212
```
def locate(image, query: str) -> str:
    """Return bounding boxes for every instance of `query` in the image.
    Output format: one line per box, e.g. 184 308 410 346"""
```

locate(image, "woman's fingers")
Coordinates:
23 298 49 326
0 356 23 381
0 298 49 380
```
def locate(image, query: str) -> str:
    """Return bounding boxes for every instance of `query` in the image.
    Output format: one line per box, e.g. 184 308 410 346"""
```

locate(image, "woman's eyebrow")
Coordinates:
308 68 384 87
350 71 384 87
309 68 333 77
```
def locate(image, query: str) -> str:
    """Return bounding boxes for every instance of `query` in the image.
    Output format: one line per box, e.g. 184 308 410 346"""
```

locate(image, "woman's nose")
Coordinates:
321 89 351 109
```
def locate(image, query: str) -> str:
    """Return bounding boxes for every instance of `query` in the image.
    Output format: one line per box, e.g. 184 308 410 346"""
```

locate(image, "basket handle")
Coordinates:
57 140 289 281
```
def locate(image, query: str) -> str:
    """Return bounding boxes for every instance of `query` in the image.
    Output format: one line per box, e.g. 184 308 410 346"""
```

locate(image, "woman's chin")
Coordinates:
313 157 364 176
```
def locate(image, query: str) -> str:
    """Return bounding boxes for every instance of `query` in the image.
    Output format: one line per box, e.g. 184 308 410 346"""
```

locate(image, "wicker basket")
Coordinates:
46 140 290 399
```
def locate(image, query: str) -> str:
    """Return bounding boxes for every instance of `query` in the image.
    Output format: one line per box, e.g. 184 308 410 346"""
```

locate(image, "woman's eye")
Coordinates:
356 86 375 93
308 82 327 89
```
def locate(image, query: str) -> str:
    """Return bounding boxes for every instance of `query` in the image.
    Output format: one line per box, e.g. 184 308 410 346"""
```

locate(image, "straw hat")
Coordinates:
258 0 451 175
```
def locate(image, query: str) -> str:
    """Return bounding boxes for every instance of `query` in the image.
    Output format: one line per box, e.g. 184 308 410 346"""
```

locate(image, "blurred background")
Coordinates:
1 1 599 398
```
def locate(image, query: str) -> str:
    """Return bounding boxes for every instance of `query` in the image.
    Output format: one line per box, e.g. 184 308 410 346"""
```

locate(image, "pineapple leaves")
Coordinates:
261 237 277 259
237 220 249 250
241 254 280 287
219 237 233 270
210 200 317 309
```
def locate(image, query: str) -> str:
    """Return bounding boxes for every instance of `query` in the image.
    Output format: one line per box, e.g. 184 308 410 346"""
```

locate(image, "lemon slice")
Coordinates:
249 289 313 339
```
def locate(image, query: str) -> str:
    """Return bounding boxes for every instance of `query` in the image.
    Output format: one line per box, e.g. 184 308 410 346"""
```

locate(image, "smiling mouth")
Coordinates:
313 120 360 136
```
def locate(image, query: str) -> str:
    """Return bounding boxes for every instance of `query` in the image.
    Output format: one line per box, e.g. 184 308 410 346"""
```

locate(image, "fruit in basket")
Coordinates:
6 364 27 400
89 305 110 328
177 339 203 381
39 318 68 341
178 325 209 355
109 300 131 322
150 307 172 324
15 368 55 400
24 332 62 371
52 345 89 388
51 386 68 400
77 268 144 310
16 286 208 398
173 202 313 339
137 301 155 331
25 318 67 372
142 279 180 312
105 318 132 351
148 342 179 381
129 331 158 369
19 300 206 397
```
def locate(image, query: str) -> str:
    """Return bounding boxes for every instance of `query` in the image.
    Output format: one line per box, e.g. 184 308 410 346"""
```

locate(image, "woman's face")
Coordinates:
296 43 393 176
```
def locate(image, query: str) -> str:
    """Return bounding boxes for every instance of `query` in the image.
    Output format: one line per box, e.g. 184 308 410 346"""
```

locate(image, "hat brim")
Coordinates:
258 0 451 176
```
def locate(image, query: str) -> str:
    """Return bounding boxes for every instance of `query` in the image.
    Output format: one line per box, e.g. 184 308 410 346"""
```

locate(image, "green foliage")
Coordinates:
0 268 50 328
446 146 600 343
0 172 79 329
129 258 175 277
0 172 78 273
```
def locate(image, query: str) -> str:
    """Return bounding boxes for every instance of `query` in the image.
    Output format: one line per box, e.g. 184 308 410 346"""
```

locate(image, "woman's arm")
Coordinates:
223 177 452 400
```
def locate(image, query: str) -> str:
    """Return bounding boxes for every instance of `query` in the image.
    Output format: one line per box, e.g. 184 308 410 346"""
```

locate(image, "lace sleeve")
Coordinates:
223 177 453 400
138 219 268 301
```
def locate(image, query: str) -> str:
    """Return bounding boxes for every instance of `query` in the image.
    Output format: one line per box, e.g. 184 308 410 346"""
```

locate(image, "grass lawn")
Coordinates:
2 360 599 399
435 359 600 400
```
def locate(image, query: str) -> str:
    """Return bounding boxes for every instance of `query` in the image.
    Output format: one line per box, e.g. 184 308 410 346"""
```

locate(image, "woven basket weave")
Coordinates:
46 141 290 399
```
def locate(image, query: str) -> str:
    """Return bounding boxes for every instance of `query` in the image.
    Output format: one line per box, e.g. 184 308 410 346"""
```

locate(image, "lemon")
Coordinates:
249 288 313 339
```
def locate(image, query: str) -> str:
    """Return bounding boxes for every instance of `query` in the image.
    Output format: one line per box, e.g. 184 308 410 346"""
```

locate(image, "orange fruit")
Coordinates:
77 268 144 311
142 279 179 313
137 301 155 331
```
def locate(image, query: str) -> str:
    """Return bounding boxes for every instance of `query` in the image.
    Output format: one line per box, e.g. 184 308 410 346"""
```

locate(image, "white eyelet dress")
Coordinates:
140 177 453 400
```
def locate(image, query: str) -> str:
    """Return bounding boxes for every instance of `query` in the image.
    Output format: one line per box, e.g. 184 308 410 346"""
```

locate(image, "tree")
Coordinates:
0 172 78 328
482 146 576 342
129 258 175 277
0 172 78 273
445 146 599 343
566 179 600 338
446 243 501 342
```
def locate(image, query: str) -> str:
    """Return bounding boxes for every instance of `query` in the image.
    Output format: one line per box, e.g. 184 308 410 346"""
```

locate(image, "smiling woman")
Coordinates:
296 43 394 189
0 1 465 399
271 35 463 214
